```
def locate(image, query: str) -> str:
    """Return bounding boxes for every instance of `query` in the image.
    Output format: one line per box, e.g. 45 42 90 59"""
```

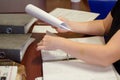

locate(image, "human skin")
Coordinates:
37 12 120 67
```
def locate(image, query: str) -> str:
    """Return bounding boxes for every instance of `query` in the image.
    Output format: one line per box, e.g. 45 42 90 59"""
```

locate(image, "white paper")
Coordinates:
43 60 117 80
25 4 71 31
25 18 38 33
0 66 18 80
35 77 43 80
32 25 57 33
49 8 100 22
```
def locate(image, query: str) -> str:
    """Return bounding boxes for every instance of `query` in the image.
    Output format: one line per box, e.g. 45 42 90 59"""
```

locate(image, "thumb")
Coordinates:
36 46 46 51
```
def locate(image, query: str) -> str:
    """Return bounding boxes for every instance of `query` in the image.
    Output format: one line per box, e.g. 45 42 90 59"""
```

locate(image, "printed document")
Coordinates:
43 60 117 80
0 66 17 80
49 8 100 22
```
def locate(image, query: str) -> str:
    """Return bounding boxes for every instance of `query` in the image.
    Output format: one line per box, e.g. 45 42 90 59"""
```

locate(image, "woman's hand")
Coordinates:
52 17 73 33
36 35 65 51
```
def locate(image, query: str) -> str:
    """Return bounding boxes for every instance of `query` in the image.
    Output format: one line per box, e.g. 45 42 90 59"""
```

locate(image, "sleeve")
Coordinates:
111 1 120 18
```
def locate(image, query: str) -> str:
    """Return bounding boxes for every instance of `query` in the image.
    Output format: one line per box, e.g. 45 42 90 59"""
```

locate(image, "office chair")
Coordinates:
88 0 117 19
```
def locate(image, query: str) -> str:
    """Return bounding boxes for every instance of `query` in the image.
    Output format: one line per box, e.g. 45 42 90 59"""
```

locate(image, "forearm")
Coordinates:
37 30 119 66
59 42 104 65
58 38 110 66
72 20 105 35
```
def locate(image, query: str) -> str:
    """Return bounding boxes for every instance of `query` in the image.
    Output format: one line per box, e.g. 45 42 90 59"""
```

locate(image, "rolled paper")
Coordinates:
25 4 71 31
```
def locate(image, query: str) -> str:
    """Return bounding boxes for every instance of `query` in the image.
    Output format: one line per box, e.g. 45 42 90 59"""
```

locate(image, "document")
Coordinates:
43 60 117 80
0 59 26 80
25 4 71 31
0 66 17 80
32 25 57 33
35 77 43 80
49 8 100 22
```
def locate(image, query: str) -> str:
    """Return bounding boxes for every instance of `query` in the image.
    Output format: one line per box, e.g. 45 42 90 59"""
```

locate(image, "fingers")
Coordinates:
36 34 57 51
56 27 68 33
36 40 45 51
58 17 69 23
36 45 45 51
36 35 49 51
37 41 43 46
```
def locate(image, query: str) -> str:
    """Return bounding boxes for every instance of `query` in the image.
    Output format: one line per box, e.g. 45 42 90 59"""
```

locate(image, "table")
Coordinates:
22 32 120 80
21 32 83 80
21 33 44 80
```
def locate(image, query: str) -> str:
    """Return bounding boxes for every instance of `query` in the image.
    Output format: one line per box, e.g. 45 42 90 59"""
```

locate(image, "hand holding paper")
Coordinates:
25 4 71 31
